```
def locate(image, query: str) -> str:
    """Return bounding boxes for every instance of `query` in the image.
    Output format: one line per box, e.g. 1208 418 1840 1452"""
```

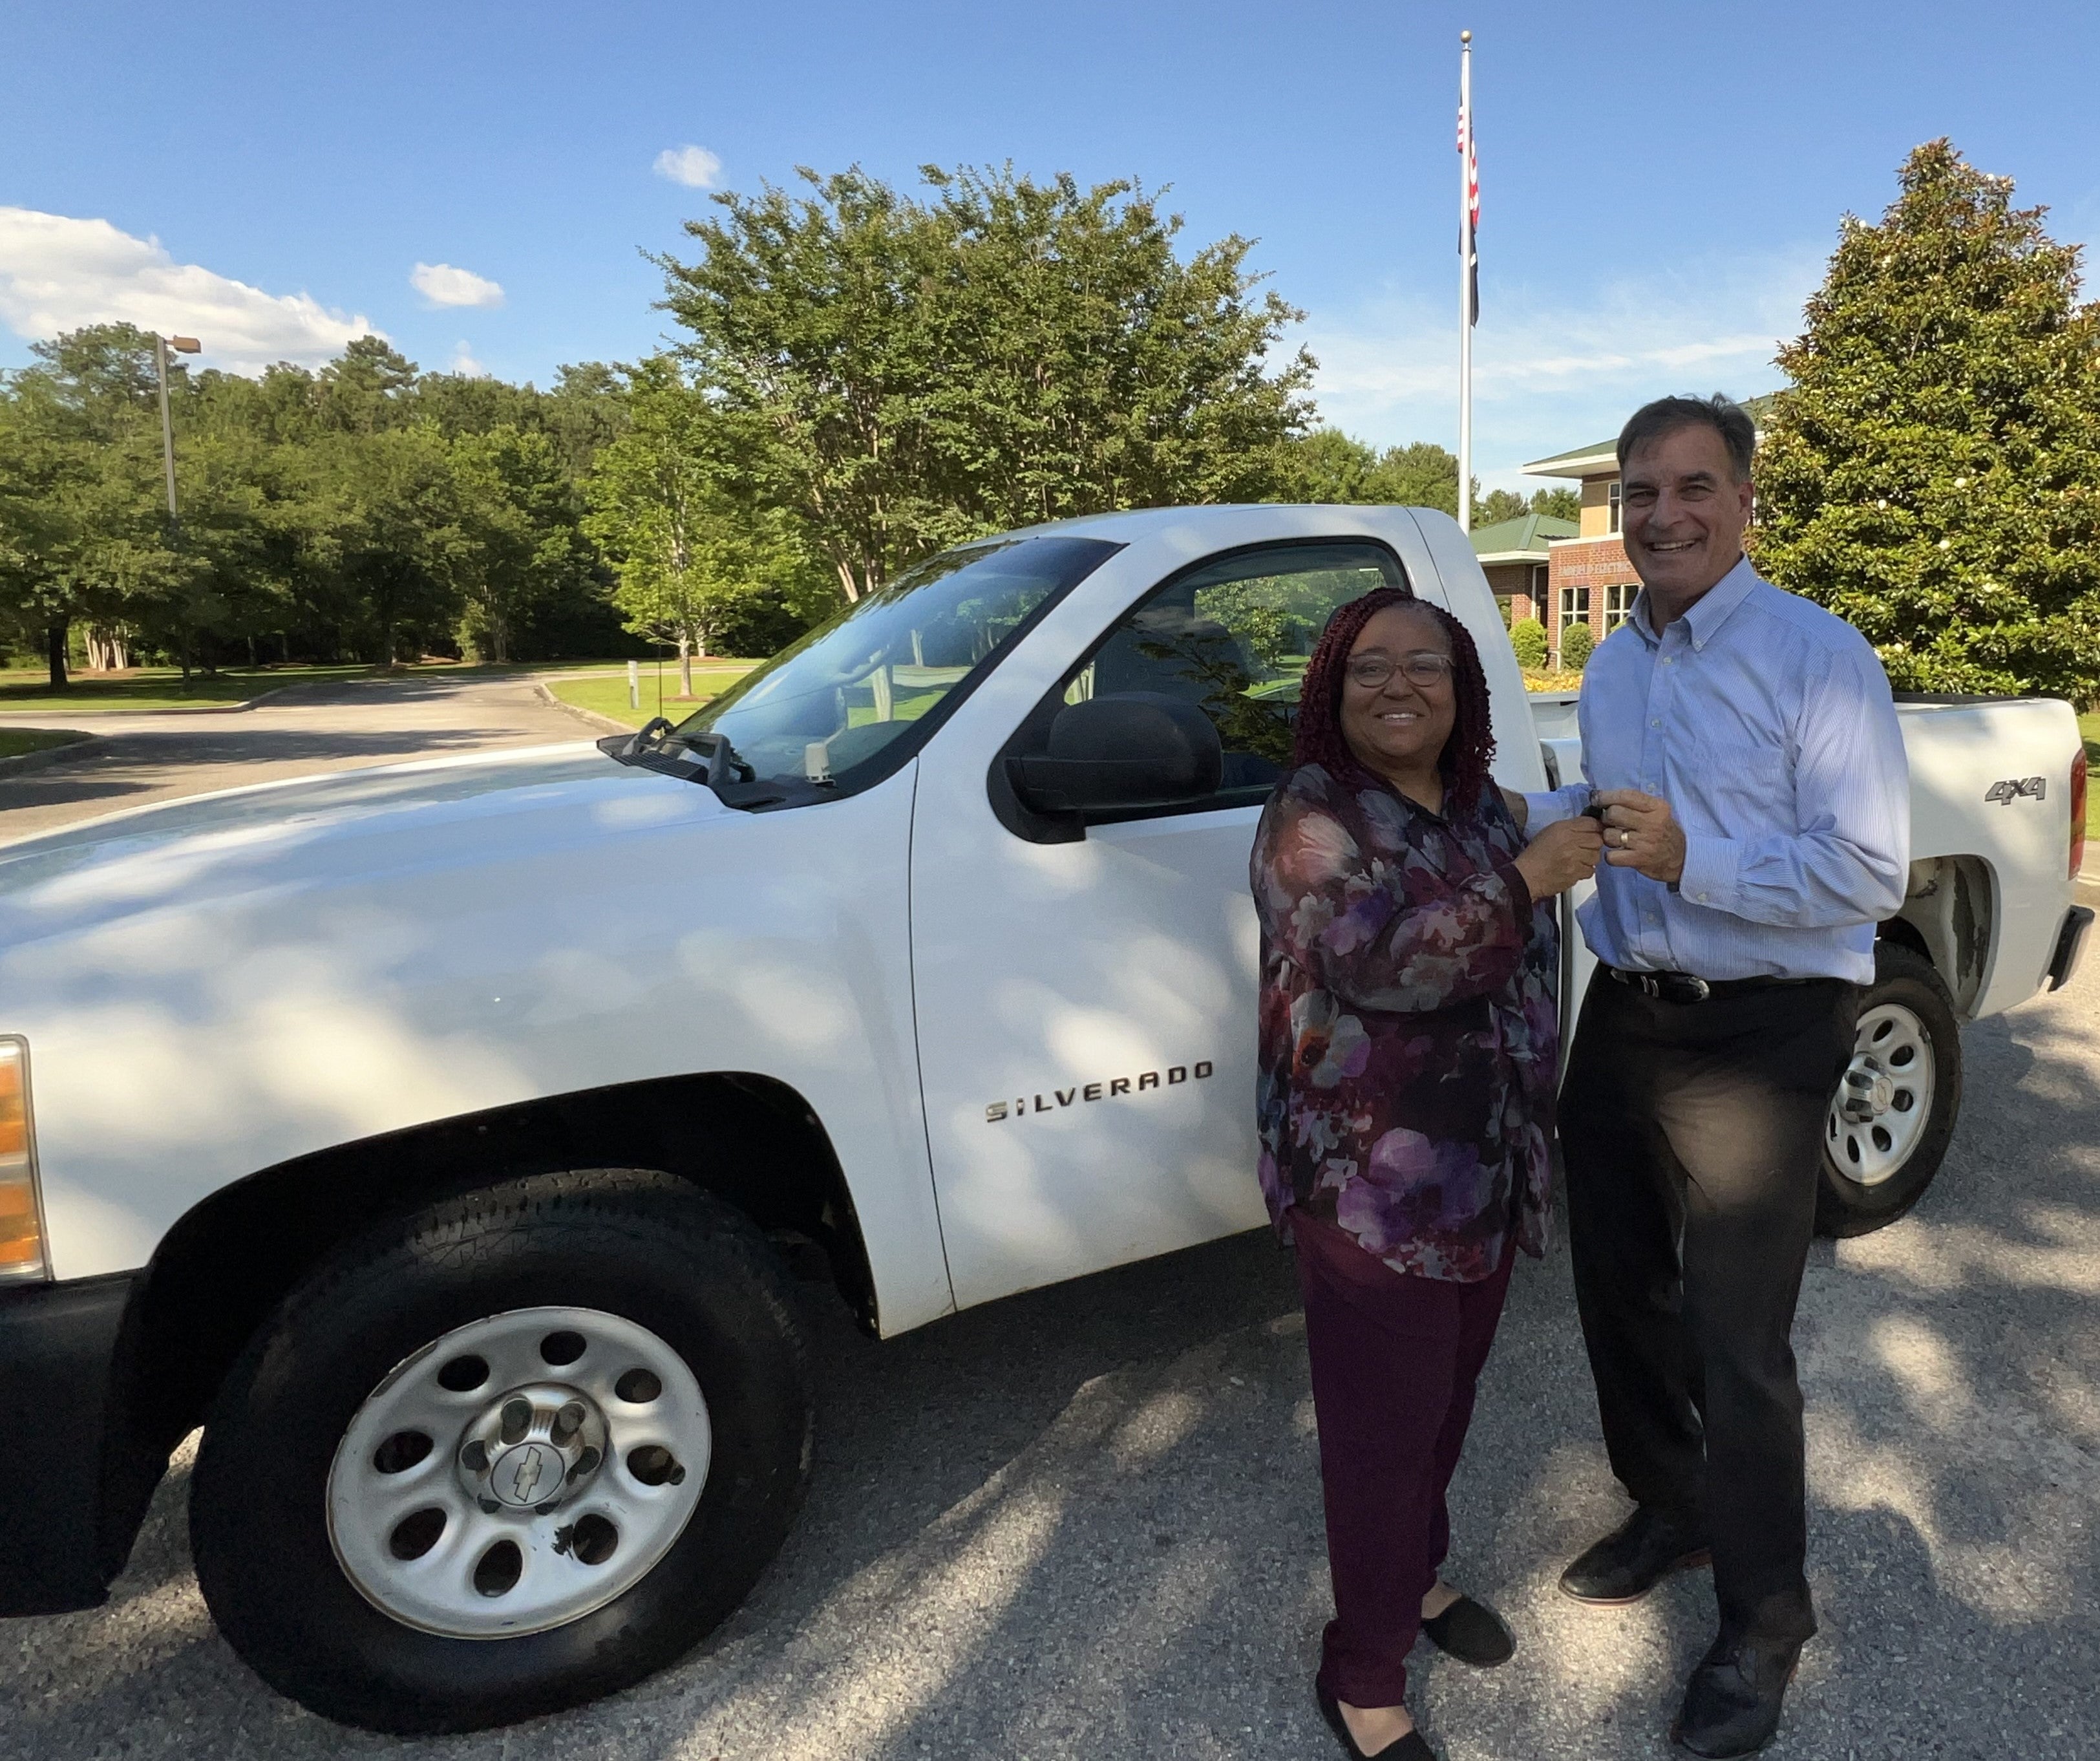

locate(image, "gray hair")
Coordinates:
1617 394 1755 482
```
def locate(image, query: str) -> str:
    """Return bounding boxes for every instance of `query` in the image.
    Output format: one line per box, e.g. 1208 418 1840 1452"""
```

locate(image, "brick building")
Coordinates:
1467 510 1577 627
1522 394 1771 663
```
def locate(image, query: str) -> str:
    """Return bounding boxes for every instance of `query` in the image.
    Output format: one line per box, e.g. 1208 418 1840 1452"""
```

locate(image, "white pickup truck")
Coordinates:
1 506 2088 1732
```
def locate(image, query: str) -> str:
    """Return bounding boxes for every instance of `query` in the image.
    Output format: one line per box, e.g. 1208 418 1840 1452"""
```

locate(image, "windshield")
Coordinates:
663 534 1120 799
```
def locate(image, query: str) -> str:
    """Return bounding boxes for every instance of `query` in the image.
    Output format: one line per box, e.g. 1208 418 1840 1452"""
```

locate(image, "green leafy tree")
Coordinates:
1278 431 1460 513
660 164 1313 601
1558 620 1595 672
1753 139 2100 699
0 325 182 685
1474 486 1580 526
584 358 833 686
1510 617 1549 669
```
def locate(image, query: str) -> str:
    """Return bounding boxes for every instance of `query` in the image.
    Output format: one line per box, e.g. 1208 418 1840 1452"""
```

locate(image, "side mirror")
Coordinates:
1004 692 1223 816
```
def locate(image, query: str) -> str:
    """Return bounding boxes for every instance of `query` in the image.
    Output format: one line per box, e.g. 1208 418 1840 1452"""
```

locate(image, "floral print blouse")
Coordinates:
1251 763 1562 1283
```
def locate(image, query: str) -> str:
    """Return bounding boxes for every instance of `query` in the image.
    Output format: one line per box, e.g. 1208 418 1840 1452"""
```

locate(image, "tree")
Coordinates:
1278 431 1459 513
1753 140 2100 700
1474 486 1579 526
583 358 833 687
0 325 179 686
659 164 1313 601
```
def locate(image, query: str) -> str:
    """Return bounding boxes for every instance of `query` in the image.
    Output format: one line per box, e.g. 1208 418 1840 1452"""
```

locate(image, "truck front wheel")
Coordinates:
1814 941 1963 1237
190 1169 812 1733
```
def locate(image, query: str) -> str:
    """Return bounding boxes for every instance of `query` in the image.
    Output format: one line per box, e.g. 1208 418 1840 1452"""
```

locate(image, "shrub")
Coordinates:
1559 622 1595 672
1510 618 1549 669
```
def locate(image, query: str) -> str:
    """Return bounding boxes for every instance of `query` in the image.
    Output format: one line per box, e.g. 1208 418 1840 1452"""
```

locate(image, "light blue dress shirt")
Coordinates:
1523 555 1909 985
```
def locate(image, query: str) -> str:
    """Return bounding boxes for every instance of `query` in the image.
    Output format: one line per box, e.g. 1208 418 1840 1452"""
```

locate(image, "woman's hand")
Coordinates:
1512 815 1604 900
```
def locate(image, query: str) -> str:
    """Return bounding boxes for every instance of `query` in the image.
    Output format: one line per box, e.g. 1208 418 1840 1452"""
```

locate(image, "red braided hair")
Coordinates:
1293 588 1498 813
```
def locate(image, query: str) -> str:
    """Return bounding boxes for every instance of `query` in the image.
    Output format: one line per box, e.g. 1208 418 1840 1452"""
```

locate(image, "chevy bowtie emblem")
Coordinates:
492 1442 560 1507
986 1060 1215 1122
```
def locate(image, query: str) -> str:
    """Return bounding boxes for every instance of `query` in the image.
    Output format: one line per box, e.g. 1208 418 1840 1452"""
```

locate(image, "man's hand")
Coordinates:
1596 789 1686 884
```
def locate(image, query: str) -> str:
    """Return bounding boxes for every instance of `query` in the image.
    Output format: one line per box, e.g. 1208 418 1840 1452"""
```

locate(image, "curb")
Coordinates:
532 683 635 737
0 732 104 778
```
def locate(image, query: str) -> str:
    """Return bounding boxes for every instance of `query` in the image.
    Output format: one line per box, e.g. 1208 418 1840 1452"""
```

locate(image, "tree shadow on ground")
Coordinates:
4 975 2096 1761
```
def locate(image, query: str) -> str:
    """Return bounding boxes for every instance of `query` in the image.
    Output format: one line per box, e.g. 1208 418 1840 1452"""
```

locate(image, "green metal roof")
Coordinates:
1523 392 1779 476
1469 511 1578 559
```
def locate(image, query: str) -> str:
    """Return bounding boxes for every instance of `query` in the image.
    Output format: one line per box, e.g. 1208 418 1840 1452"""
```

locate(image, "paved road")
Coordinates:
0 672 597 842
3 955 2094 1760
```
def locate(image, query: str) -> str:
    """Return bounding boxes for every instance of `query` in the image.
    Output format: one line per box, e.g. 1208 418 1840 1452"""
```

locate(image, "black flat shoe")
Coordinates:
1420 1593 1515 1666
1559 1505 1710 1605
1668 1633 1803 1757
1315 1683 1439 1760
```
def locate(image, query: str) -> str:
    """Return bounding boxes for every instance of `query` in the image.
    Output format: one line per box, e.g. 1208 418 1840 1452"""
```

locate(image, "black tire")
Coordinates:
1814 942 1962 1238
190 1169 812 1734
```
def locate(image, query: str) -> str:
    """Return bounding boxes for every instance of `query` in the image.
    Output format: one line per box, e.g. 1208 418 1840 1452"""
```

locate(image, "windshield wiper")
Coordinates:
596 720 803 810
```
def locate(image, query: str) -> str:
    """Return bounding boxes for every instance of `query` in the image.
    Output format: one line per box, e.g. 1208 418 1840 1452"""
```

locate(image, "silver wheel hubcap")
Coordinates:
1826 1001 1935 1188
327 1306 710 1639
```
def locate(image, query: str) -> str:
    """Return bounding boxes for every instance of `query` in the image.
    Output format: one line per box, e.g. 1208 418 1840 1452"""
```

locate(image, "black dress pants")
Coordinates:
1561 968 1860 1646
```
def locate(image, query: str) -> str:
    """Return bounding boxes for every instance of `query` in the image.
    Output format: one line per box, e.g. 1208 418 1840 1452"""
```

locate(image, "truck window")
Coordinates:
662 534 1121 802
1050 539 1409 813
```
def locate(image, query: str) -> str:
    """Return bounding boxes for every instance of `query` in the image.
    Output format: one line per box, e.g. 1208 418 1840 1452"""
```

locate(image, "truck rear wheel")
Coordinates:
190 1169 812 1733
1814 942 1962 1237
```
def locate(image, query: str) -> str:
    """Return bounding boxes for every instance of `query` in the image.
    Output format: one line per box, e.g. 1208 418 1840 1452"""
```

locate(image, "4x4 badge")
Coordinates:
1984 776 2046 804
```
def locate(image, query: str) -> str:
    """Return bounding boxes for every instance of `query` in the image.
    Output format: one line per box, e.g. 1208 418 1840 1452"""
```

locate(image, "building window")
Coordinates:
1559 585 1590 632
1530 563 1548 601
1607 481 1622 535
1604 582 1638 631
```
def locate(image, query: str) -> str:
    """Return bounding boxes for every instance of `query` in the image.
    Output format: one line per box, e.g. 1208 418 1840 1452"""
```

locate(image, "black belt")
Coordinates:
1601 964 1817 1005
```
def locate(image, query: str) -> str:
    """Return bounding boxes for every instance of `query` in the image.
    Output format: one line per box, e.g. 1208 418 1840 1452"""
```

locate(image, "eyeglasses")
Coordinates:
1344 652 1455 690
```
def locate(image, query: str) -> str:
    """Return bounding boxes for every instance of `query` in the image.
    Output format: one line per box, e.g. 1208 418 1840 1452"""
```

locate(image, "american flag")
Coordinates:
1458 97 1479 323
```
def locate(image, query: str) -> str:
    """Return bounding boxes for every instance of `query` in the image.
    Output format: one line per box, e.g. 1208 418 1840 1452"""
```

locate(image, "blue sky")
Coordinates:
6 0 2100 491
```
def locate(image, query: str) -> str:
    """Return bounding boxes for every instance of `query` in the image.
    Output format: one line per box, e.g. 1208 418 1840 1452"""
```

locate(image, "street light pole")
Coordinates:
153 334 201 537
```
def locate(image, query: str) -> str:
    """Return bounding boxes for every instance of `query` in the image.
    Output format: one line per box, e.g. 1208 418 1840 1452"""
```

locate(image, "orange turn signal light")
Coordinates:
0 1040 45 1280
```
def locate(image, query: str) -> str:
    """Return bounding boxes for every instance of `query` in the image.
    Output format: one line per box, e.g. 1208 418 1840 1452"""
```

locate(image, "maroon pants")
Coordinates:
1293 1208 1515 1707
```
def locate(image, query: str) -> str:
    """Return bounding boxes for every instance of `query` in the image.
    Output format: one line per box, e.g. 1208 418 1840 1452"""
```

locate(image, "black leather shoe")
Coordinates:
1420 1593 1514 1666
1559 1505 1710 1605
1669 1633 1803 1756
1315 1683 1440 1760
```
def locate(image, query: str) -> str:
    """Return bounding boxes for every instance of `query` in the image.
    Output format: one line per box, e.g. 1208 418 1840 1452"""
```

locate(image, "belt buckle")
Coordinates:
1681 976 1712 1003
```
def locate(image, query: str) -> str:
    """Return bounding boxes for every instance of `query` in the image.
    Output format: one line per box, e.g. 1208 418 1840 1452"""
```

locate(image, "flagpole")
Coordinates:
1458 28 1473 533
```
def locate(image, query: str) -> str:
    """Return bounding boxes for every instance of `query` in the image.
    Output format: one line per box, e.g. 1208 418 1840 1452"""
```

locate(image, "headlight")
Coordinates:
0 1038 47 1283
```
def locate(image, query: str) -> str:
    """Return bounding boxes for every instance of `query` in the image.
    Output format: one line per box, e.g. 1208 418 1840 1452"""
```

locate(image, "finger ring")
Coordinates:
1617 829 1630 847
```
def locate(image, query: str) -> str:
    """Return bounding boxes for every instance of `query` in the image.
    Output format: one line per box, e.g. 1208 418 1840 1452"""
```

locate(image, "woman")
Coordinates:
1251 588 1602 1760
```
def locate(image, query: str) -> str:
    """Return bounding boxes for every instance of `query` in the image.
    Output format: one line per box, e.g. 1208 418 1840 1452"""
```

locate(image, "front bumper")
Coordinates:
0 1273 134 1616
2048 906 2094 992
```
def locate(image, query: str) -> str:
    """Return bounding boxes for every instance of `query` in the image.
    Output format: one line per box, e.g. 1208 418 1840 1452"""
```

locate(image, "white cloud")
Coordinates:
653 145 723 189
448 340 485 377
1300 244 1828 491
410 261 505 309
0 207 376 375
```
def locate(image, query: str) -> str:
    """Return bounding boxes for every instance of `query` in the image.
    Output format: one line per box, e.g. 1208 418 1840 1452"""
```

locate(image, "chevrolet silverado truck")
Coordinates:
1 506 2088 1732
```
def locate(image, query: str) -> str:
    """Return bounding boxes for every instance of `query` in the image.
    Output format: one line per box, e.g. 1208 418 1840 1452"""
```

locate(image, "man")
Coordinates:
1522 396 1908 1757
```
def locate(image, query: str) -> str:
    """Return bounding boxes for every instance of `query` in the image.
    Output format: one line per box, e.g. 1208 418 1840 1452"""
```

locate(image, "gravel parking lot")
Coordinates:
3 955 2094 1760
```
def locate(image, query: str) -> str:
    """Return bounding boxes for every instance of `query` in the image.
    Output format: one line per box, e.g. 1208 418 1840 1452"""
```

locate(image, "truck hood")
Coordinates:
0 743 730 946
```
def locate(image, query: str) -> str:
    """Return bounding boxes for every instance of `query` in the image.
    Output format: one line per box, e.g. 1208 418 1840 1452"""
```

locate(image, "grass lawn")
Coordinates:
547 664 756 729
0 657 762 718
0 727 92 761
0 664 367 714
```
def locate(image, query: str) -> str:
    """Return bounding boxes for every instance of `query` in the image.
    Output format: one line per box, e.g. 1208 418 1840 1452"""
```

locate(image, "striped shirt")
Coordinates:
1523 555 1908 985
